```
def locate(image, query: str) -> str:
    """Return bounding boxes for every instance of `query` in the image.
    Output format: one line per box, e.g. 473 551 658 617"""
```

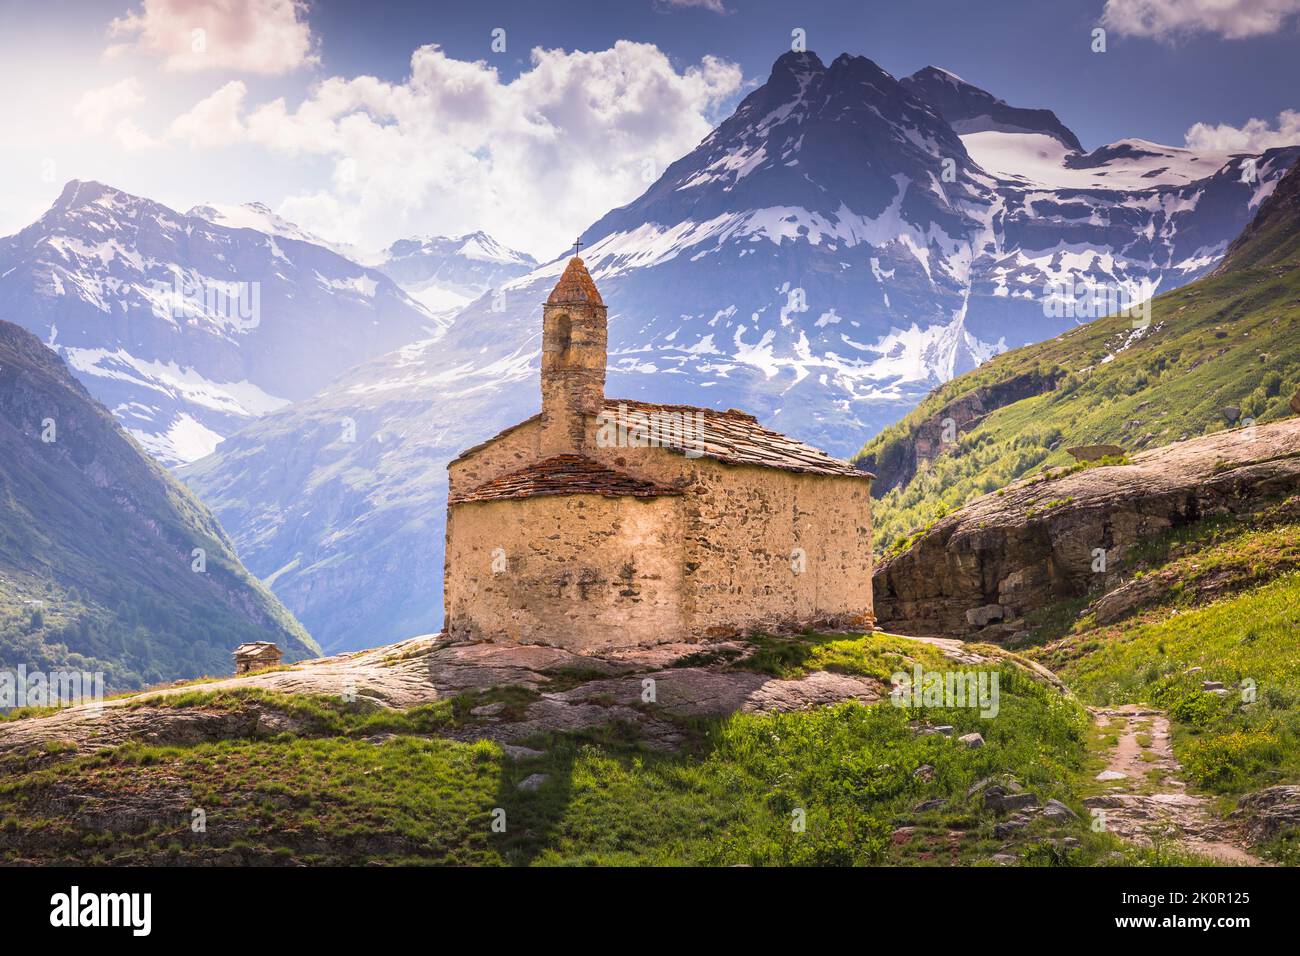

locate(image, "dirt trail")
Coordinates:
1087 705 1261 865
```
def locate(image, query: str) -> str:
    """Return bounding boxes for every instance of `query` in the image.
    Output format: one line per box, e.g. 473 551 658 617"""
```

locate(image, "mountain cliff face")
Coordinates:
185 51 1299 653
0 320 317 691
860 157 1300 556
0 182 438 465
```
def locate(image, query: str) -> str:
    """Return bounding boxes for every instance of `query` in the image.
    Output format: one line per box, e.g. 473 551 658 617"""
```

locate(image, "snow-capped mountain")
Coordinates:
184 51 1299 652
0 181 439 463
374 232 537 313
187 200 335 248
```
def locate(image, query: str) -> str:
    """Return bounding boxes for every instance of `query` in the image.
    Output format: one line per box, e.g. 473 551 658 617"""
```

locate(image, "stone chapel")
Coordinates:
443 256 874 651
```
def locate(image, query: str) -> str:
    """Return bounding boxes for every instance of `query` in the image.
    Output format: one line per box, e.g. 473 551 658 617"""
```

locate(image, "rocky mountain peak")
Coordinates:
902 65 1083 152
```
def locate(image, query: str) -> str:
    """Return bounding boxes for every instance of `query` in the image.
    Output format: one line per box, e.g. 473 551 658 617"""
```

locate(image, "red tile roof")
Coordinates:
449 454 681 504
546 257 605 307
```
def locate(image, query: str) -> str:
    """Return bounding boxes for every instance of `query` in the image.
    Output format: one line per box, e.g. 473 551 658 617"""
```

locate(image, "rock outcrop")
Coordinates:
873 418 1300 638
1231 786 1300 844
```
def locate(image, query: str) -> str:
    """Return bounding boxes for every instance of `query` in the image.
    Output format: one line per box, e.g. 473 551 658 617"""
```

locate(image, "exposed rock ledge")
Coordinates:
0 636 884 758
873 418 1300 639
0 633 1059 759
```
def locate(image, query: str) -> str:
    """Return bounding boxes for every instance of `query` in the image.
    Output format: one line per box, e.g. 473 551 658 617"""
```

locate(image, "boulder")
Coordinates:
994 817 1029 839
965 604 1004 627
968 774 1023 798
985 791 1039 813
500 744 546 761
958 732 985 749
1230 786 1300 843
517 773 549 792
1043 798 1079 820
1065 443 1127 462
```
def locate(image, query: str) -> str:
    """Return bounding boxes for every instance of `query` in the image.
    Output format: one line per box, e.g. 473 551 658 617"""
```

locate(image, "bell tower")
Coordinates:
540 254 607 456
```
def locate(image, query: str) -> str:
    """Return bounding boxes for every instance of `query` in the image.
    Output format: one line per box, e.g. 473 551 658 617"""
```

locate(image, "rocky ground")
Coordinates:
1 633 906 759
1 631 1070 761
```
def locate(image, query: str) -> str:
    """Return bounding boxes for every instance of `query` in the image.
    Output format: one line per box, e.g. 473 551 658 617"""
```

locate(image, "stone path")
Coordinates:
1085 705 1260 865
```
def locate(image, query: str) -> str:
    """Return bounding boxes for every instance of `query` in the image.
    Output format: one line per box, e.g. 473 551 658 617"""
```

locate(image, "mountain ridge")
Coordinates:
0 180 439 465
0 318 317 691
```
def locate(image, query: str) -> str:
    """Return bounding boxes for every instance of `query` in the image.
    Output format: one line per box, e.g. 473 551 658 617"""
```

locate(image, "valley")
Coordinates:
0 22 1297 874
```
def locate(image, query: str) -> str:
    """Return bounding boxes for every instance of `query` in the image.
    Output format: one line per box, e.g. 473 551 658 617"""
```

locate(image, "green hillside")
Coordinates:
858 161 1300 553
0 320 318 692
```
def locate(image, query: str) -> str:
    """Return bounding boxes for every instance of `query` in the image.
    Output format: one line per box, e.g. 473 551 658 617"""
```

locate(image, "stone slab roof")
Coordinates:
449 454 682 504
233 642 281 657
451 400 872 480
607 399 870 478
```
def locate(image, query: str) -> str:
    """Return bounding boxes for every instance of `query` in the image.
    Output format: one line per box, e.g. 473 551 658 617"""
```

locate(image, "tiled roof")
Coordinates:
603 399 870 478
546 257 605 307
449 454 681 504
450 400 873 479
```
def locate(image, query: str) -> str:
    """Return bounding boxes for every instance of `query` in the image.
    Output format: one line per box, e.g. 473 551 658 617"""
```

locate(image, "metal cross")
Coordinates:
572 237 583 257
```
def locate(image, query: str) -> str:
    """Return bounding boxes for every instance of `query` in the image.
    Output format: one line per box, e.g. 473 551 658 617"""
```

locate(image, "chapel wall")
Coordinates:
443 492 687 651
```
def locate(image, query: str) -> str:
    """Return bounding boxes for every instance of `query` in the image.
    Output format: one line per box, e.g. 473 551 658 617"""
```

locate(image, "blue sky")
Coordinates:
1 0 1298 257
307 0 1300 149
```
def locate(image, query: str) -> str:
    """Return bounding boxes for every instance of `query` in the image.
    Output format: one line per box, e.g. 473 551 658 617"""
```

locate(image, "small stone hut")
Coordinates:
233 641 282 675
442 256 874 652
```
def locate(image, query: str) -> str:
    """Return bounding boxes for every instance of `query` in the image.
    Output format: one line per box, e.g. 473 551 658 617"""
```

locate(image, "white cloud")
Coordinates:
1184 109 1300 151
169 80 249 147
113 118 163 151
73 77 146 133
1102 0 1300 41
168 41 742 258
107 0 318 74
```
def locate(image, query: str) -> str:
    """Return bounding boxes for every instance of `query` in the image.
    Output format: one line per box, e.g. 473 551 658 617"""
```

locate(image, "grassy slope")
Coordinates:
0 321 317 690
857 235 1300 552
0 633 1202 866
1003 492 1300 862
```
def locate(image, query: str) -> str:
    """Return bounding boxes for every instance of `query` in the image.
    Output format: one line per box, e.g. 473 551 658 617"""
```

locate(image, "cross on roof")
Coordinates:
572 237 583 257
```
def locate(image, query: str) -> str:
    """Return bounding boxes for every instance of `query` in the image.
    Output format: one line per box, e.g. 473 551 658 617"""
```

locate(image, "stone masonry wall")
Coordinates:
444 492 686 650
449 419 542 499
